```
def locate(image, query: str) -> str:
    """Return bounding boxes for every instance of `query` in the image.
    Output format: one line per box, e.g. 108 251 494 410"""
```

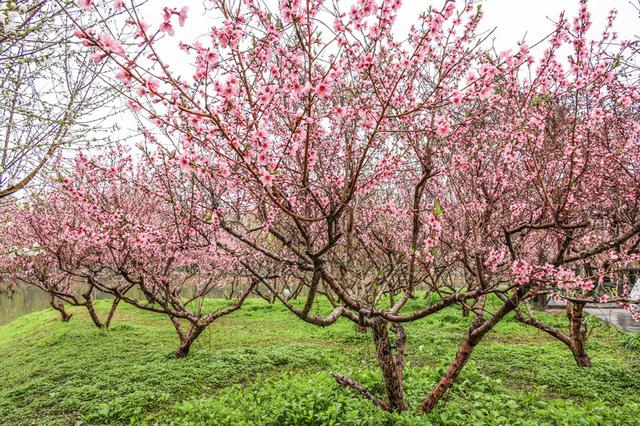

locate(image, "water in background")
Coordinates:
0 286 50 325
0 285 110 326
0 283 237 326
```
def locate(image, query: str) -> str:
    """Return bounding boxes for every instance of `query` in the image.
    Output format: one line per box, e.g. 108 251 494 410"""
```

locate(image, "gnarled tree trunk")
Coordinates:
371 320 408 412
419 291 525 413
333 319 408 412
176 323 205 358
567 301 592 367
334 319 408 412
50 296 72 322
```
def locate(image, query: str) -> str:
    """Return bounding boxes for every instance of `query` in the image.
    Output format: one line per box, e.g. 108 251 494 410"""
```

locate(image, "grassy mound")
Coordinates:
0 298 639 425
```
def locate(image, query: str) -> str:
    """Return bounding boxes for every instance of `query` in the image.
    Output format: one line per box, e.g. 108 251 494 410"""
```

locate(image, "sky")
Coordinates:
177 0 640 46
475 0 638 49
162 0 640 73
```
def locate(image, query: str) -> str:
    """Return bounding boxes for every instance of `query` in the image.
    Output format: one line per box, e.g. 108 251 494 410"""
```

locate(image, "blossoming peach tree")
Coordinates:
62 0 640 413
57 148 256 357
0 193 125 329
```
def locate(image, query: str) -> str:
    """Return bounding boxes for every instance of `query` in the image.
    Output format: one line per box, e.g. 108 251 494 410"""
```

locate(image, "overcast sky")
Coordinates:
164 0 640 61
476 0 638 48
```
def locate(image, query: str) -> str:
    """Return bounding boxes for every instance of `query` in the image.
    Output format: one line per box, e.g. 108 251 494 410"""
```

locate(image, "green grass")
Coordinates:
0 297 639 425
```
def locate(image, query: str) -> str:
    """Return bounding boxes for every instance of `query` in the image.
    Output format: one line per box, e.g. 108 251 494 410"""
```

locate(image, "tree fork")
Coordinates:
175 323 204 358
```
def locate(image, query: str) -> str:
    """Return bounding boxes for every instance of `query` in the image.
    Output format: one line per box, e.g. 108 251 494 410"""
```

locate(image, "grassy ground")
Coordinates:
0 296 639 425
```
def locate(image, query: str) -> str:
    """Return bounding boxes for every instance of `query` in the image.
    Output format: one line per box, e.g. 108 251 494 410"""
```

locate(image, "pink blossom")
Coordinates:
315 81 332 98
96 32 125 57
451 89 463 106
115 69 131 85
592 107 604 119
621 95 631 107
91 52 107 64
77 0 92 10
146 78 160 93
260 172 274 186
511 260 532 284
178 7 188 26
435 116 451 137
160 21 175 36
479 85 492 100
74 28 91 44
258 153 268 165
127 99 141 111
443 1 456 19
176 155 191 170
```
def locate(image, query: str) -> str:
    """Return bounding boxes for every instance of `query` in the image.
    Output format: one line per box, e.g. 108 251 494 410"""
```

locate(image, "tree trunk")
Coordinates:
390 324 406 387
419 335 475 413
371 319 408 412
50 297 72 322
515 313 592 367
103 297 121 330
567 301 592 367
419 290 525 413
570 342 592 367
175 323 204 358
84 297 104 329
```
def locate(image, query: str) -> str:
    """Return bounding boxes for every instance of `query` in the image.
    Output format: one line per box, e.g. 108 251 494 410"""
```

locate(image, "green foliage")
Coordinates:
621 333 640 352
0 298 638 425
158 367 640 426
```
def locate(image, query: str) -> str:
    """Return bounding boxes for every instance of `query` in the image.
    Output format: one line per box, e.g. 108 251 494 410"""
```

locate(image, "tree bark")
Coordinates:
50 296 72 322
418 290 525 413
103 297 121 330
516 312 592 367
390 323 406 387
371 319 409 412
175 323 204 358
333 320 408 412
419 334 475 413
567 301 592 367
84 297 104 329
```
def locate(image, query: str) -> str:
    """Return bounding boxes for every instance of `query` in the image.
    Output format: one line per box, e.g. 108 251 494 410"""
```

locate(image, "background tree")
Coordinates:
0 194 125 328
0 0 118 204
55 148 256 357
